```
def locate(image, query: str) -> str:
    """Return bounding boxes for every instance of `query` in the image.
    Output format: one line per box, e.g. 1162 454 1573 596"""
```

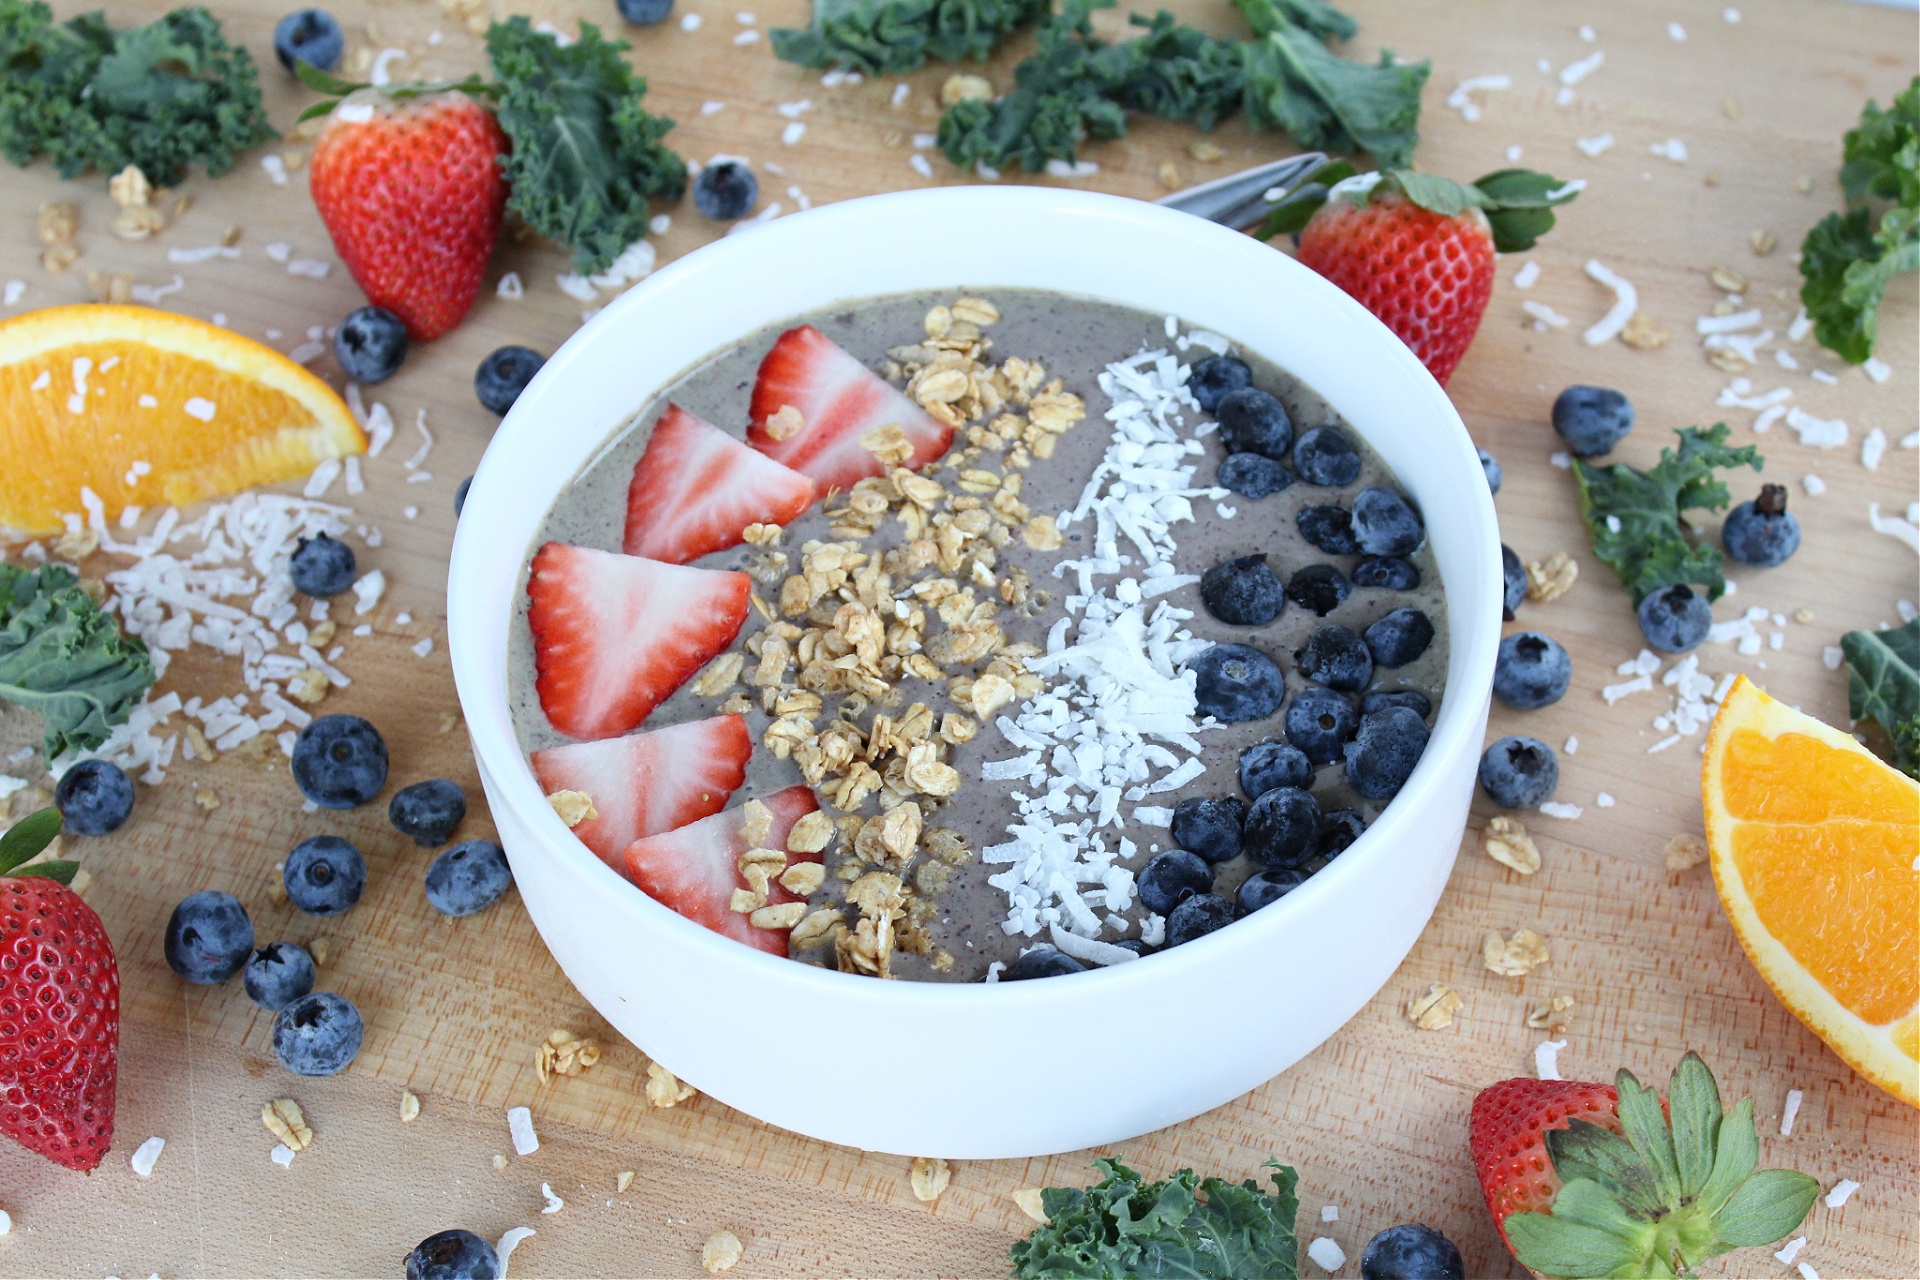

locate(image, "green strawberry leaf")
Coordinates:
11 859 78 885
0 807 62 876
1544 1121 1665 1219
1841 618 1920 779
1504 1205 1648 1278
1710 1168 1821 1250
1614 1069 1683 1208
1693 1097 1760 1218
1666 1052 1723 1201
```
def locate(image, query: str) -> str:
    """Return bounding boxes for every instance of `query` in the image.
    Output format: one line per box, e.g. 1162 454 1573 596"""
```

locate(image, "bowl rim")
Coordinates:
449 184 1501 1005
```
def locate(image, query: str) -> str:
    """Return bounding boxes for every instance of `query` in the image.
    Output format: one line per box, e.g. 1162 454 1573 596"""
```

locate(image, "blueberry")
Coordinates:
1243 786 1322 871
1002 946 1085 980
1351 487 1425 556
1551 385 1634 456
1722 483 1800 567
475 345 545 416
1137 849 1214 914
454 475 472 517
1479 736 1559 808
1286 563 1350 617
1165 893 1236 947
1362 689 1431 720
1187 354 1251 412
693 161 758 221
1360 1224 1465 1280
1318 809 1367 856
284 835 367 916
1214 388 1293 459
1478 447 1503 496
1218 452 1293 498
1189 644 1286 722
272 990 364 1076
1365 607 1434 668
1200 554 1285 626
614 0 674 24
333 306 407 383
1344 706 1429 800
55 759 133 835
1637 583 1713 653
1296 506 1359 555
164 890 254 984
1169 796 1245 865
1285 686 1358 764
1238 740 1311 799
243 942 315 1011
1297 624 1373 692
1493 631 1572 710
289 533 355 597
389 779 467 847
1352 556 1419 590
1293 426 1362 486
1237 867 1308 913
407 1229 501 1280
1502 544 1527 619
273 8 343 72
425 839 512 917
292 714 389 809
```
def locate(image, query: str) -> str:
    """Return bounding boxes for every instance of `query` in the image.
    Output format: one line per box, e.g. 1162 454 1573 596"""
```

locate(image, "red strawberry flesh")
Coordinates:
622 785 820 955
1468 1076 1621 1241
531 714 752 866
624 404 816 563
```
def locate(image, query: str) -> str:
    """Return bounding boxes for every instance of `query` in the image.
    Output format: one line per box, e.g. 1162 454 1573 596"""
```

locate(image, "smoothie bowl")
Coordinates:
448 186 1500 1158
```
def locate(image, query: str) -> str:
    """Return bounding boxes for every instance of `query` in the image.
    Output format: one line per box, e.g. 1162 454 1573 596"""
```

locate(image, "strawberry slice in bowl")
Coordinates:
747 324 954 497
530 714 751 867
624 403 816 563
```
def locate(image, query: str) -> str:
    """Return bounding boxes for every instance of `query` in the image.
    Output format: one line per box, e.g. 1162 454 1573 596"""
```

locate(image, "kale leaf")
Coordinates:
771 0 1050 74
1841 619 1920 779
0 1 273 186
0 564 155 760
1798 77 1919 363
937 0 1131 173
1009 1157 1299 1279
1235 0 1424 170
1572 425 1761 607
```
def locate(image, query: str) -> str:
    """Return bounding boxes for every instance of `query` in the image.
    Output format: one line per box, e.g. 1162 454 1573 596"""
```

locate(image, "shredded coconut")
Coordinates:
1824 1178 1859 1208
1535 1038 1569 1079
1446 74 1511 121
1776 1236 1807 1265
270 1143 296 1167
1787 308 1813 341
1523 300 1569 329
1799 1263 1821 1280
1802 474 1826 495
540 1182 565 1214
1861 427 1887 470
1044 158 1099 178
1305 1238 1345 1273
1785 407 1848 449
1649 138 1689 163
497 1228 536 1278
1538 801 1583 820
1575 133 1615 156
1512 260 1540 288
1559 50 1605 85
1582 259 1637 345
1867 503 1919 553
130 1136 165 1176
507 1106 539 1155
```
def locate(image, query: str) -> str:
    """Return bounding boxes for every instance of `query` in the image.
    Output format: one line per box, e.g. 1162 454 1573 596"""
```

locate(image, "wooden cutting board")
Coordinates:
0 0 1913 1275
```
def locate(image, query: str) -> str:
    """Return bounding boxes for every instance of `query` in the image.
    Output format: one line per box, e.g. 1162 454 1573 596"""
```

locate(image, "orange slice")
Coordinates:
0 305 364 536
1703 675 1920 1108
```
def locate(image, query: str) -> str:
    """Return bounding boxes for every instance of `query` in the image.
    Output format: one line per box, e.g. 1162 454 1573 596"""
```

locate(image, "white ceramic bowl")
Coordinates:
449 186 1500 1159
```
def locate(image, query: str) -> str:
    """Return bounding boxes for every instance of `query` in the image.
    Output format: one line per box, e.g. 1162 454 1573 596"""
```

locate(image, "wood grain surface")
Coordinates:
0 0 1914 1275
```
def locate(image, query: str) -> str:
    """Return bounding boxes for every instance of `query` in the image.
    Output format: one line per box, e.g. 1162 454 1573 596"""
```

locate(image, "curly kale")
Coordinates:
0 1 273 185
1842 619 1920 779
771 0 1050 74
1235 0 1424 169
0 564 155 760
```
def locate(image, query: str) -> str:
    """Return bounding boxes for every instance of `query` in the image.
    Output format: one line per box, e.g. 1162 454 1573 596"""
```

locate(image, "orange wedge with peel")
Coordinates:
0 305 364 536
1703 675 1920 1107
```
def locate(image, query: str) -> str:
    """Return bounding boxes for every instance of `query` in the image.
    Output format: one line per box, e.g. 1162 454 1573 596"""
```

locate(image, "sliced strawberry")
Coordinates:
624 404 816 563
621 784 820 956
531 714 751 867
747 325 953 497
526 543 750 741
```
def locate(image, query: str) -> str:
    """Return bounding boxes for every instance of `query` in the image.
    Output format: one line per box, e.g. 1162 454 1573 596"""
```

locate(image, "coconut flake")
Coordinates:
1306 1238 1346 1273
1867 503 1920 553
1523 300 1570 329
1446 74 1511 122
1861 427 1887 470
1776 1236 1807 1264
1785 407 1848 449
1575 133 1615 156
1512 260 1540 288
1582 259 1637 345
507 1106 539 1155
1535 1039 1568 1079
540 1182 565 1214
1538 801 1583 820
130 1136 165 1176
497 1228 536 1278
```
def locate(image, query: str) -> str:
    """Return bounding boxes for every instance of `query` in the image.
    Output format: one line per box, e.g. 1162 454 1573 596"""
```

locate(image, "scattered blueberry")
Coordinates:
1479 736 1560 808
1137 849 1214 915
1352 556 1419 590
1200 554 1285 626
475 345 544 416
1218 452 1293 499
1292 426 1362 486
1296 505 1359 555
292 714 389 809
614 0 674 24
692 160 758 220
1297 624 1373 692
1169 796 1245 865
1637 583 1713 653
1214 388 1293 459
1237 867 1308 913
406 1230 501 1280
1351 487 1425 556
1344 706 1430 800
1493 631 1572 710
1722 483 1801 567
164 890 254 984
1364 607 1435 668
425 839 512 917
55 759 134 835
1502 544 1527 619
1189 644 1286 723
284 835 367 916
273 990 364 1076
454 475 472 517
1002 946 1085 980
389 779 467 847
1318 809 1367 856
1187 354 1251 412
1243 786 1322 871
1362 689 1431 720
243 942 315 1011
273 8 343 72
1478 447 1503 496
1238 740 1312 799
1286 563 1350 617
1360 1224 1466 1280
1165 893 1236 947
333 306 407 383
289 533 355 597
1285 686 1358 764
1551 385 1634 456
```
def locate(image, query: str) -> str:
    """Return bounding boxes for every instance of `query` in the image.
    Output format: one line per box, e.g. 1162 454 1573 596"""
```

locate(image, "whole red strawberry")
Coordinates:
310 90 507 342
0 809 117 1172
